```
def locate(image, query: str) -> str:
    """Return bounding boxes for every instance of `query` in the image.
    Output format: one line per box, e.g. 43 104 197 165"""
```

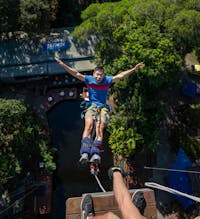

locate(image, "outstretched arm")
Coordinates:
55 57 85 82
112 63 144 83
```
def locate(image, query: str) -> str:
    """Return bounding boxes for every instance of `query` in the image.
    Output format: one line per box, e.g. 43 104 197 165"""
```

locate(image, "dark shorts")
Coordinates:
85 105 110 124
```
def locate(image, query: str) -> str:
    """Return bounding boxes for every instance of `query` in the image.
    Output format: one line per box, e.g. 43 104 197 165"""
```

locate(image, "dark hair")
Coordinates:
94 66 104 73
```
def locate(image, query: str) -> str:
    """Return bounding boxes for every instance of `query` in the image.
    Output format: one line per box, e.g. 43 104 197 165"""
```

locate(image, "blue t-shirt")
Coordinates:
85 75 113 107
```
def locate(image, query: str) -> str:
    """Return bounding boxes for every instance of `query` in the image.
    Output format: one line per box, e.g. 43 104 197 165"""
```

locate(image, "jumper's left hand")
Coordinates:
135 62 145 70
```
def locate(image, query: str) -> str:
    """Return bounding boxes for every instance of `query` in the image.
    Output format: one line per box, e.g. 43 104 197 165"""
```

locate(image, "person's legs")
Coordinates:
90 121 104 163
80 105 100 163
80 117 94 164
82 118 94 139
90 107 109 163
82 106 100 163
79 137 92 164
95 121 104 141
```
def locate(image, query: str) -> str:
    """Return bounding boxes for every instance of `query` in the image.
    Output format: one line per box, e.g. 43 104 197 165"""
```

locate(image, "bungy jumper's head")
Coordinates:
93 66 105 83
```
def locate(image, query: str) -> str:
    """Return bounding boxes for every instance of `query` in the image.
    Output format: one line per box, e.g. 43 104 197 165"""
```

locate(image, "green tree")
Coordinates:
165 9 200 56
73 0 200 159
19 0 58 33
0 0 58 37
0 0 20 36
0 99 56 184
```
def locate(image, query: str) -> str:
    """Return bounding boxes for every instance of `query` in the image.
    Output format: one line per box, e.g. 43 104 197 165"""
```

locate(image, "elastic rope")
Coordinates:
145 182 200 203
94 175 106 193
144 166 200 174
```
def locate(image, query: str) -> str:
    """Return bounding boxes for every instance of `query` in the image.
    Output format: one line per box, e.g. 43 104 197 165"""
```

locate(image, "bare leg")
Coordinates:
113 172 147 219
95 107 109 141
90 110 106 163
95 122 105 141
82 118 94 139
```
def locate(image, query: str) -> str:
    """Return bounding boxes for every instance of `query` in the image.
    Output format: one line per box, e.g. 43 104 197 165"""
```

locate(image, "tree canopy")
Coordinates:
73 0 200 158
0 0 118 37
0 0 58 36
0 99 56 184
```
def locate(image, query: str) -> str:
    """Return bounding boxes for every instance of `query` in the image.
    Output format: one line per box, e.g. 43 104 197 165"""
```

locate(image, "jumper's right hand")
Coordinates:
55 57 62 64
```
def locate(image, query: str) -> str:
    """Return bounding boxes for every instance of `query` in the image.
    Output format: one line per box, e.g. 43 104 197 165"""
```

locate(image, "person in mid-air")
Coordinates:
55 57 144 164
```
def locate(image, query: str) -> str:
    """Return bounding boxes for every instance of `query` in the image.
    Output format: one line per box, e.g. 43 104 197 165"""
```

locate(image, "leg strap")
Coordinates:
93 140 104 153
80 137 92 155
90 146 100 156
90 140 104 155
93 140 102 147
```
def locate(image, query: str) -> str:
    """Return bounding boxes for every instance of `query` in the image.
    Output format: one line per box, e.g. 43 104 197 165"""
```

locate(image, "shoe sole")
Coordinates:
79 159 101 165
90 154 101 164
132 190 144 200
79 158 101 164
79 158 89 165
80 194 87 219
90 158 101 164
80 194 94 219
132 190 146 214
79 156 101 165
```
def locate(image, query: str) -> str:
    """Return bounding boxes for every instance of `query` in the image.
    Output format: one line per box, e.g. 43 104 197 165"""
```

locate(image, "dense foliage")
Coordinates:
0 0 58 36
0 99 56 184
170 104 200 158
73 0 200 158
0 0 118 36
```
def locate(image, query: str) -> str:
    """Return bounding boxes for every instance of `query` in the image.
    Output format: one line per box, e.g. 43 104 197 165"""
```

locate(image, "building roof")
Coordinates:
0 28 96 80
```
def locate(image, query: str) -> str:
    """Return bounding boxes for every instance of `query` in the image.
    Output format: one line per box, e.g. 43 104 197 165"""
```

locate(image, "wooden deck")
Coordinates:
66 188 157 219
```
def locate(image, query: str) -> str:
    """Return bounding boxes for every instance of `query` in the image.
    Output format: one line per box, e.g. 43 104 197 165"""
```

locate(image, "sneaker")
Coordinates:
79 153 89 165
132 190 146 215
90 154 101 164
81 194 95 219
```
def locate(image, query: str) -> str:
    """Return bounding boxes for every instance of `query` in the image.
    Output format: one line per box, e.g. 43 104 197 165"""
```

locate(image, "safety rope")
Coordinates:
93 175 106 193
145 182 200 202
144 166 200 174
